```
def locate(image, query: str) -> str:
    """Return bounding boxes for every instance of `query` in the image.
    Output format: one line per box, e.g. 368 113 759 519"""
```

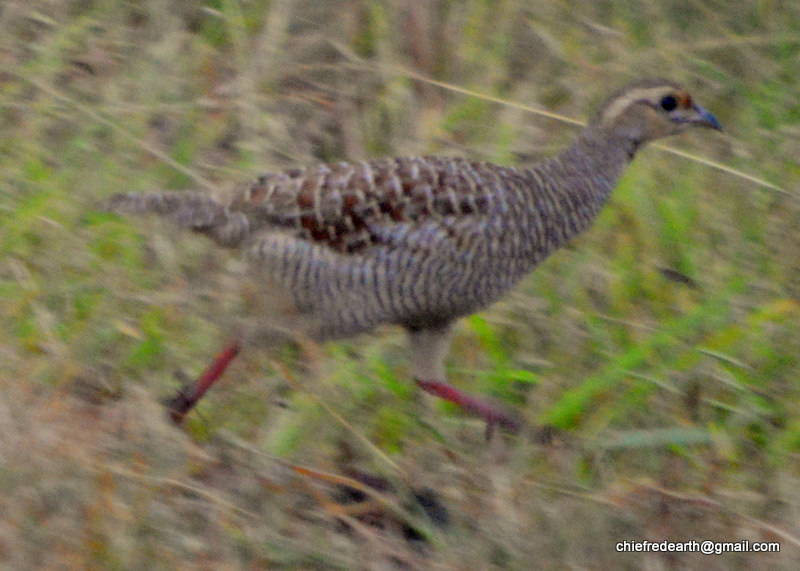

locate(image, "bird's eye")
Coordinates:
660 95 677 111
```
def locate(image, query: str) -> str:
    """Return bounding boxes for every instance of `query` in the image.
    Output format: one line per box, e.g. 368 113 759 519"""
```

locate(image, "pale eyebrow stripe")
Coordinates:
601 86 672 124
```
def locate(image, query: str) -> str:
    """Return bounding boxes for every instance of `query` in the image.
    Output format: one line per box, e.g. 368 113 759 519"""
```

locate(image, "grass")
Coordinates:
1 0 799 567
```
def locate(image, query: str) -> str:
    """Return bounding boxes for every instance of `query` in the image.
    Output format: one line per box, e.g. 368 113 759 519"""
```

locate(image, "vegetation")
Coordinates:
1 0 798 567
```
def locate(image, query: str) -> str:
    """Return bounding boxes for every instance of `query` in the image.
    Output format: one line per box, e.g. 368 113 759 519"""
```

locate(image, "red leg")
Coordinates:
416 379 522 438
167 340 241 424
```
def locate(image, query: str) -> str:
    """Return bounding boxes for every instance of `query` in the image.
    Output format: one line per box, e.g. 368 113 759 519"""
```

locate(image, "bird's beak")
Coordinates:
693 105 722 131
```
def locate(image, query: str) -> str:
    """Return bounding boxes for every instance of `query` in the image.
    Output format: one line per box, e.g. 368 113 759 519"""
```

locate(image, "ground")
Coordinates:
1 0 799 568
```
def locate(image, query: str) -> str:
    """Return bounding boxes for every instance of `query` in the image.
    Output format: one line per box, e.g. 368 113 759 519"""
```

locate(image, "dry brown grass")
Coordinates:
1 0 799 568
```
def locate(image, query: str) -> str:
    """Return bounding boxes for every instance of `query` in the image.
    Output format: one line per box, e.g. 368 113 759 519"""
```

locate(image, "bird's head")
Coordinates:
591 78 722 146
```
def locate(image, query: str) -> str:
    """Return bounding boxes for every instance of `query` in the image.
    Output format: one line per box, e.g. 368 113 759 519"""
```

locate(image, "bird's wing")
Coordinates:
227 156 502 255
105 156 511 253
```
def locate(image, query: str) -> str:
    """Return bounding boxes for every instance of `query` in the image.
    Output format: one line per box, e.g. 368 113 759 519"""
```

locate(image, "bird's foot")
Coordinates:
164 340 241 425
415 379 522 439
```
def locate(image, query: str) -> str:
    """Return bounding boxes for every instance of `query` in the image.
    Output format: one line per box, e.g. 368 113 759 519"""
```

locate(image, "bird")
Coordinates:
106 78 722 434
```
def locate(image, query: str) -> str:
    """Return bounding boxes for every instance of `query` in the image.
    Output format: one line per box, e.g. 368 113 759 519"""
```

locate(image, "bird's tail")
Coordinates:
104 191 250 248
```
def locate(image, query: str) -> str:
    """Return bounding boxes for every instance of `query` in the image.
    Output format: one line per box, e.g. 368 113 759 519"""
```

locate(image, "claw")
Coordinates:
164 387 194 424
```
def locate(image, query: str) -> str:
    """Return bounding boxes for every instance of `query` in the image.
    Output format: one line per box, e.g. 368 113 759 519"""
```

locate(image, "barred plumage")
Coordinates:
106 78 721 432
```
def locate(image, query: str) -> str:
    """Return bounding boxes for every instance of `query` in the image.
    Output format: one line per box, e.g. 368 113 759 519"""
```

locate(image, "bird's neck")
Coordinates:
520 127 639 252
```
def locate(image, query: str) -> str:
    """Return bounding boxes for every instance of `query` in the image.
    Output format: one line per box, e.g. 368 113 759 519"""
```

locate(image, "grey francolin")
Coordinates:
107 78 721 434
